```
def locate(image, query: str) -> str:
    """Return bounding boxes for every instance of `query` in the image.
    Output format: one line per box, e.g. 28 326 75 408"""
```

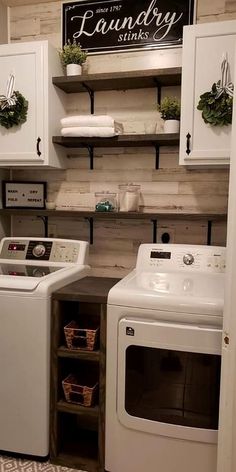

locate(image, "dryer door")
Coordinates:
117 318 221 444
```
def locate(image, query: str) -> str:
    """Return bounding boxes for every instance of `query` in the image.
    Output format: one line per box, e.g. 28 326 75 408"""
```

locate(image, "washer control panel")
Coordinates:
136 244 226 273
0 238 87 264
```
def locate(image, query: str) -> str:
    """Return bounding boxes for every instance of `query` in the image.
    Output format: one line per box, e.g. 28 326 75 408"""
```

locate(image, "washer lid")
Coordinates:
108 270 224 315
0 263 65 291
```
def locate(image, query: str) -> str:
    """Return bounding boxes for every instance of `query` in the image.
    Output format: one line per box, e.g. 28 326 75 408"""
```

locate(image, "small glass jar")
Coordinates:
95 191 117 212
118 184 141 212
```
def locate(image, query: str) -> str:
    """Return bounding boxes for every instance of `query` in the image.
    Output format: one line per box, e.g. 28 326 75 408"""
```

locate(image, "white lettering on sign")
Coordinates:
71 0 183 43
27 198 42 202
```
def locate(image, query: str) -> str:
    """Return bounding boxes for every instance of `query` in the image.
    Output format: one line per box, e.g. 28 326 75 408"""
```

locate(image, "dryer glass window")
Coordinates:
125 346 221 429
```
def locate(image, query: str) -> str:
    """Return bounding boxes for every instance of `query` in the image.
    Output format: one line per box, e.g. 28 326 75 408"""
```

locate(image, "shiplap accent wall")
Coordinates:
6 0 234 276
0 2 8 43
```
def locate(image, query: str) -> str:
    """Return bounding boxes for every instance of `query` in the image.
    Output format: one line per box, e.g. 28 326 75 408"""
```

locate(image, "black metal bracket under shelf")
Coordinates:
36 215 213 246
85 217 94 245
81 78 162 112
151 219 157 243
153 79 162 105
90 142 161 170
76 79 165 171
85 218 213 246
207 220 212 246
82 83 94 114
155 145 160 169
37 215 48 237
87 145 94 170
84 217 160 245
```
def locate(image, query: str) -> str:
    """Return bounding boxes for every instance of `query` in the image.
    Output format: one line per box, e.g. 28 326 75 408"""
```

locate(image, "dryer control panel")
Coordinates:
0 238 89 265
136 244 226 273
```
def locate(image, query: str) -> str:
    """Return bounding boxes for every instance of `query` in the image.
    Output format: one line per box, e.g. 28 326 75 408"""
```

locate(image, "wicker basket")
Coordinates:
64 320 99 351
62 373 98 407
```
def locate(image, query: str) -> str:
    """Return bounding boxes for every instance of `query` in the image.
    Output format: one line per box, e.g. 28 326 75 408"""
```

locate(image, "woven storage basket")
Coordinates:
62 373 98 407
64 320 99 351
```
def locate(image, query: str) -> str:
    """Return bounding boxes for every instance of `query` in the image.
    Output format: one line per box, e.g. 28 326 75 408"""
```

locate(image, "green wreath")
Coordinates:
197 56 234 127
197 82 233 127
0 91 28 129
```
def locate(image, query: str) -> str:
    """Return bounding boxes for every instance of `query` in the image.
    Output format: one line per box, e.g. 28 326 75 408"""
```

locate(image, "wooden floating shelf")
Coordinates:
54 277 121 304
52 133 180 148
52 67 181 93
58 346 100 362
57 400 99 417
0 209 227 221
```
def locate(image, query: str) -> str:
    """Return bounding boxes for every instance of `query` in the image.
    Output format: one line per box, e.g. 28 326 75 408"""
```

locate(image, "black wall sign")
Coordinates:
62 0 194 54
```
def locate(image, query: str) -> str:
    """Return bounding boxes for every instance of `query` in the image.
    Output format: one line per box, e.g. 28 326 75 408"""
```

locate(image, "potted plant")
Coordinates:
158 96 181 133
59 40 88 76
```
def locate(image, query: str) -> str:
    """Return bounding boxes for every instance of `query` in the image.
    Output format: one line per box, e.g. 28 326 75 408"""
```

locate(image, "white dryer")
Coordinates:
0 237 90 457
105 244 225 472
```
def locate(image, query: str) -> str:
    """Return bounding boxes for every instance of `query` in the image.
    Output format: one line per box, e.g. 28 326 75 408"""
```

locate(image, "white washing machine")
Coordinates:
105 244 225 472
0 237 90 457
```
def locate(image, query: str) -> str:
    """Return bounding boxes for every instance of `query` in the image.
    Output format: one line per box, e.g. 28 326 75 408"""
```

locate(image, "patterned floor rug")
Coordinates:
0 455 84 472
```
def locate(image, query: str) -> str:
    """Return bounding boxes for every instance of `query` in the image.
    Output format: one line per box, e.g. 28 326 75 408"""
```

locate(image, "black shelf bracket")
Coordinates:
155 145 160 169
153 79 161 105
151 219 157 243
207 220 212 246
86 145 94 170
85 217 94 244
82 83 95 114
37 215 48 237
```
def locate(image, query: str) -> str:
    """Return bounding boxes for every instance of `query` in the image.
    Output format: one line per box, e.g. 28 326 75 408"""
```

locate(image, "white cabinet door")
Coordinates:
0 41 65 168
0 42 44 163
179 20 236 167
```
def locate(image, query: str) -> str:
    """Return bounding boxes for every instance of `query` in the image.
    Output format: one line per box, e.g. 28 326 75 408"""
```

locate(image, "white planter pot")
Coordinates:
66 64 82 76
164 119 180 134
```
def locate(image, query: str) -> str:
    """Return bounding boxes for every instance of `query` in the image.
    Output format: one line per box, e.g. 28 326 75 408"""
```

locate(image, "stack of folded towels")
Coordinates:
60 115 123 137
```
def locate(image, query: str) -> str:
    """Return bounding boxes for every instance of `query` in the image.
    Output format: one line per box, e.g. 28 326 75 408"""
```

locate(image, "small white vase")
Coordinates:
66 64 82 76
164 119 180 134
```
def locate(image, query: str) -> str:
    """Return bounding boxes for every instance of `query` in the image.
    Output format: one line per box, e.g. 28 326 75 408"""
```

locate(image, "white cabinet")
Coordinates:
0 41 66 168
179 20 236 167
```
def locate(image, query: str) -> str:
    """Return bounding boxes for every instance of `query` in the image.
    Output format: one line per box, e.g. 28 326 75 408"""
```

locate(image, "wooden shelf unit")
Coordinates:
0 208 227 246
0 208 227 221
50 277 120 472
52 68 181 169
52 133 179 148
52 67 181 93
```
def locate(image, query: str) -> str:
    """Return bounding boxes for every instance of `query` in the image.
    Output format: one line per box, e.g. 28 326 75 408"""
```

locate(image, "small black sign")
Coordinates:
62 0 194 54
2 181 47 209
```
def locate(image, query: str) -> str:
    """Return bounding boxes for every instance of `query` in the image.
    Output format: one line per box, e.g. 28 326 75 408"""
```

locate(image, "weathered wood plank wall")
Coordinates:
6 0 234 276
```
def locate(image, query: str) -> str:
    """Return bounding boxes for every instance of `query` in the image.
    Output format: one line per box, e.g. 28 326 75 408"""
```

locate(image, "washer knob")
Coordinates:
32 244 46 258
183 253 194 265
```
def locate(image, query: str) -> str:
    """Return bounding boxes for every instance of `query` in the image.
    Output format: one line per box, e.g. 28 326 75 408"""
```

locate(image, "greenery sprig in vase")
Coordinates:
59 40 88 76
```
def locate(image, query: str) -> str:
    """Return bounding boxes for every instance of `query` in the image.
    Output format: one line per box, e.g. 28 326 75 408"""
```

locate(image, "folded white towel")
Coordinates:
61 126 118 137
61 115 114 128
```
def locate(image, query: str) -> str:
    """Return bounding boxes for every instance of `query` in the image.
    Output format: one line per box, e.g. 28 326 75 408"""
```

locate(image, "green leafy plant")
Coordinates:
158 96 181 121
59 40 87 67
197 82 233 126
0 91 28 129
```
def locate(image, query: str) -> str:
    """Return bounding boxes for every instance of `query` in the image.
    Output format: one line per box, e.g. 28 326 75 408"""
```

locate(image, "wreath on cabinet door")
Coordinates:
0 74 28 129
197 55 234 127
